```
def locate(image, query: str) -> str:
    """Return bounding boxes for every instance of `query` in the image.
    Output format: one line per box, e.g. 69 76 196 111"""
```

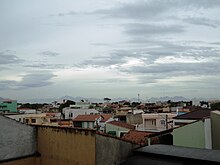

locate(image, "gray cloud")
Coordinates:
24 63 65 70
0 71 56 90
89 78 131 84
79 41 220 85
183 17 220 28
0 51 24 64
92 0 220 20
80 50 145 67
0 66 7 71
210 42 220 45
40 51 60 57
124 23 185 36
55 11 77 17
0 80 16 90
18 72 56 88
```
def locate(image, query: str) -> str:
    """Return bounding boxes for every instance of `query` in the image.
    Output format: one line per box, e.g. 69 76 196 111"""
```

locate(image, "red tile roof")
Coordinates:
108 121 135 130
101 114 113 122
121 130 152 145
72 114 102 122
18 108 35 110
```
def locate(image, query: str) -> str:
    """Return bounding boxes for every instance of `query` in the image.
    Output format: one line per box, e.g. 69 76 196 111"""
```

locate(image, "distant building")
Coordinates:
0 99 17 113
72 114 103 129
6 113 61 125
106 120 135 137
63 107 99 120
139 113 177 131
18 108 37 114
99 114 114 132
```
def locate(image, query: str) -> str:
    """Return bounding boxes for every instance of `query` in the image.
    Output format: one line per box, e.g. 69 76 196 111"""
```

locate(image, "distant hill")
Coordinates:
17 95 217 104
0 97 5 102
19 97 57 104
146 96 189 103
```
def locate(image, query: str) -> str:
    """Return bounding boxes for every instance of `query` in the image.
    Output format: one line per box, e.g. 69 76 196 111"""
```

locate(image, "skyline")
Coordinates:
1 0 220 101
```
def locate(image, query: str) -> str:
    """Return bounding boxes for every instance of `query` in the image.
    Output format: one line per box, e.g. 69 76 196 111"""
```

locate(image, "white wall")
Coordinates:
63 108 99 119
204 118 212 149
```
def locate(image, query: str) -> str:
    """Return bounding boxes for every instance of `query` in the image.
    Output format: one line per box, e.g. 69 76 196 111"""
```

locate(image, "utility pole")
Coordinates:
138 93 140 103
165 114 168 130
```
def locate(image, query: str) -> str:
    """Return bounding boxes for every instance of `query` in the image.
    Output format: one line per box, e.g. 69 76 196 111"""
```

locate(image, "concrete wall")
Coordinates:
211 111 220 150
37 126 96 165
126 114 142 125
95 134 139 165
173 120 206 149
0 116 139 165
0 116 37 161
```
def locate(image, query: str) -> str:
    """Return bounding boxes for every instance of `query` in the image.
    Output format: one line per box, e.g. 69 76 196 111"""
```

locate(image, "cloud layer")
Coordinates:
1 0 220 99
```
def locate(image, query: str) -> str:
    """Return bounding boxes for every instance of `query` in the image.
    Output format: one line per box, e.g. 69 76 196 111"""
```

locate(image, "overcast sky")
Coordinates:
1 0 220 101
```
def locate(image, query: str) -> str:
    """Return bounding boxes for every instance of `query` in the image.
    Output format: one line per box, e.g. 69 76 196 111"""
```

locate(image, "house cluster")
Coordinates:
0 97 219 149
1 97 220 164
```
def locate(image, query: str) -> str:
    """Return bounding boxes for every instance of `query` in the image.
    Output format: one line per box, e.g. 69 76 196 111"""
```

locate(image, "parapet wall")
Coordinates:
37 126 96 165
0 116 37 161
96 133 139 165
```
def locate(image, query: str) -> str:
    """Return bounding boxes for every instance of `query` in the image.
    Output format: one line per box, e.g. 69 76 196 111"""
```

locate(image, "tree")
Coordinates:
104 97 111 102
131 102 140 108
211 102 220 110
58 100 75 112
89 105 94 109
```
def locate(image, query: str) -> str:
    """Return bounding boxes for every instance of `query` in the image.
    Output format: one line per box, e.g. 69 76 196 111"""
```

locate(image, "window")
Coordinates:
31 119 36 123
87 122 90 128
25 119 29 123
69 113 73 117
151 120 156 125
160 120 165 125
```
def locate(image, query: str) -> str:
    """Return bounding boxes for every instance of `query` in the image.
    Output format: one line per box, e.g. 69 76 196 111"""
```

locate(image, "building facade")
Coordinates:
173 118 212 149
0 100 17 113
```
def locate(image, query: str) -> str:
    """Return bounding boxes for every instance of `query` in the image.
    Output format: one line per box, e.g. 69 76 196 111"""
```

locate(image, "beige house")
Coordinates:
138 113 177 131
6 113 60 126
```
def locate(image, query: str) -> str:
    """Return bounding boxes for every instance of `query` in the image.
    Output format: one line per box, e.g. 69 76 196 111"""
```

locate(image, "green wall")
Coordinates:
106 123 129 137
173 120 205 149
211 111 220 149
0 100 17 113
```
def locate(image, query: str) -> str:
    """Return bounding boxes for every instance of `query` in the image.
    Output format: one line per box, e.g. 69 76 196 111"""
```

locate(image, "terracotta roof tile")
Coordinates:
108 121 135 130
121 130 152 145
101 114 113 122
72 114 102 122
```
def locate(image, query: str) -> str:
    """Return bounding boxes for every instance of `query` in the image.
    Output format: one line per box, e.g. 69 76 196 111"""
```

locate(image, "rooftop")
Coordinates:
173 109 212 120
108 121 135 130
100 114 113 122
121 130 152 145
72 114 102 122
136 144 220 162
122 144 220 165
